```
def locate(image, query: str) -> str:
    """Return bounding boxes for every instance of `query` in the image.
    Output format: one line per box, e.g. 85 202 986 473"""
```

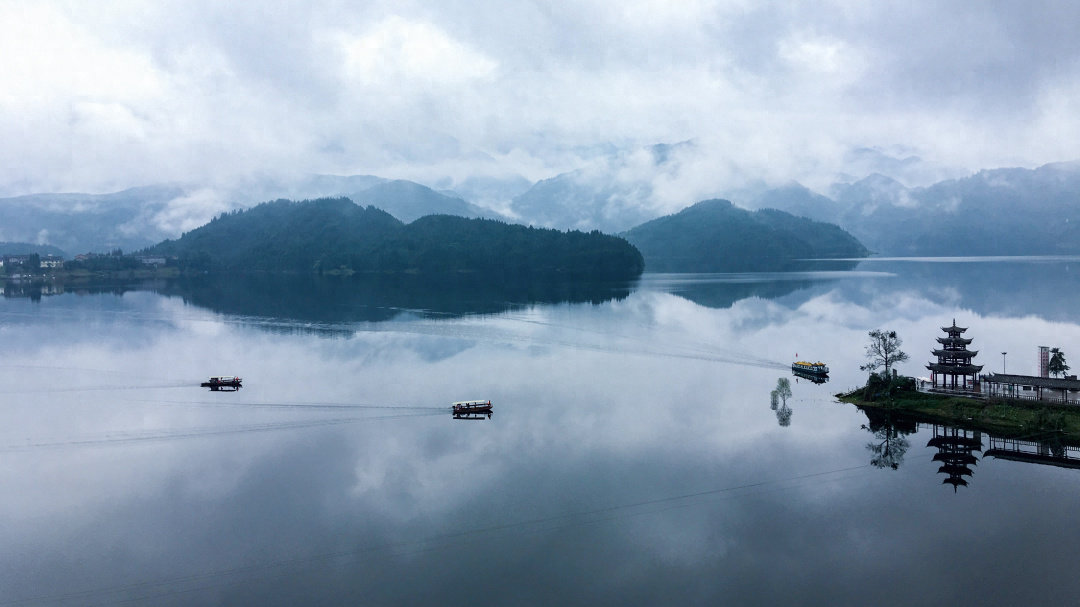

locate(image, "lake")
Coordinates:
2 257 1080 605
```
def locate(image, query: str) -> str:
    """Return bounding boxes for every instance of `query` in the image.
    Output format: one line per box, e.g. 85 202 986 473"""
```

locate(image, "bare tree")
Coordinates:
1049 348 1070 378
860 330 909 376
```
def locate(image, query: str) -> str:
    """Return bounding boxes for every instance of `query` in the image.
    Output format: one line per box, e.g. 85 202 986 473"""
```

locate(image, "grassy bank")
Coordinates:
838 387 1080 444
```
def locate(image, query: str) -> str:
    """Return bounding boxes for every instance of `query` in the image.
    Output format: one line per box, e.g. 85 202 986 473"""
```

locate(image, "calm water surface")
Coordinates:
2 258 1079 605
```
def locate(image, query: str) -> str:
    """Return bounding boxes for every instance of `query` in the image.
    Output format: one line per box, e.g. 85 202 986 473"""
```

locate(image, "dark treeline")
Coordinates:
62 249 143 272
622 199 869 272
147 198 645 278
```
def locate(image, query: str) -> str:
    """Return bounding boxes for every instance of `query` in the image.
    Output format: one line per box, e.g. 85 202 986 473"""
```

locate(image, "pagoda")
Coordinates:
926 319 983 391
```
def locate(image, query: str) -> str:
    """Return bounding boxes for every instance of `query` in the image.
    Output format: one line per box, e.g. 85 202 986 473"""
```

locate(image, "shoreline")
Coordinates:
3 267 181 282
837 389 1080 446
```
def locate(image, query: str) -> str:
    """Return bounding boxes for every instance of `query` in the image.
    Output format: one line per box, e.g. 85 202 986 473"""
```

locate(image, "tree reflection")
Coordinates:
770 378 793 427
861 408 915 470
776 404 793 427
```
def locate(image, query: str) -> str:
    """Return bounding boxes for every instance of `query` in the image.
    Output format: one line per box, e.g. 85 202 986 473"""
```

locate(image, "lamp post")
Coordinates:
1002 352 1007 374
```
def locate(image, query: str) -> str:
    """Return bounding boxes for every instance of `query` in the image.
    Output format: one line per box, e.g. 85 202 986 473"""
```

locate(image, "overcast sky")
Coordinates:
2 0 1080 197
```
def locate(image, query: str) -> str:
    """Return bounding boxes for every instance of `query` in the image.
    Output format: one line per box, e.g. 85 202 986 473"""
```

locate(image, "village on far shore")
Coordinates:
1 252 177 291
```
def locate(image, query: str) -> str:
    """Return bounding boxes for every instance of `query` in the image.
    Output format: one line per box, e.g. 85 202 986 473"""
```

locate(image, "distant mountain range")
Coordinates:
506 150 1080 257
746 162 1080 255
0 178 499 256
3 145 1079 258
0 186 187 255
622 199 869 272
508 142 700 233
348 180 494 223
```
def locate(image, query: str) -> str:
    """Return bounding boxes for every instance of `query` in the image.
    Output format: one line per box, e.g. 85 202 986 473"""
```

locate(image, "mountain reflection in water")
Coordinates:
847 256 1080 323
155 273 637 323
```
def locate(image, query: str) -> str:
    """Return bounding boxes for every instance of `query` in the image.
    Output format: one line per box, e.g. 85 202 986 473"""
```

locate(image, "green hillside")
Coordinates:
0 242 67 257
621 199 869 272
148 197 644 277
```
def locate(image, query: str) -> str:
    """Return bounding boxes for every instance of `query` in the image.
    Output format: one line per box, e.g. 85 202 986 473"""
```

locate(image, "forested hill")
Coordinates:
0 242 67 257
621 199 869 272
147 197 645 277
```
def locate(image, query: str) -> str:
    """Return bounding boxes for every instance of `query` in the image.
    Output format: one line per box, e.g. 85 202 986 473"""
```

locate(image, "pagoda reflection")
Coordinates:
927 425 982 491
856 407 1080 490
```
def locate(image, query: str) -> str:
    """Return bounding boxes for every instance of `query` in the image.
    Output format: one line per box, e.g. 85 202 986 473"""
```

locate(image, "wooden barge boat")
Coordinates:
201 376 242 391
452 399 492 419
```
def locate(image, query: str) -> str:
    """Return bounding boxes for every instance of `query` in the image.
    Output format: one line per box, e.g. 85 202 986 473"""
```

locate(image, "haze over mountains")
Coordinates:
3 2 1079 261
508 150 1080 256
746 162 1080 255
0 178 491 255
1 142 1078 258
508 142 703 233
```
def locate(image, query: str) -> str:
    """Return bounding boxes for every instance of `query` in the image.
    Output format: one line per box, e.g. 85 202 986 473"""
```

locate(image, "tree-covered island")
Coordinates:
145 197 645 278
621 198 870 272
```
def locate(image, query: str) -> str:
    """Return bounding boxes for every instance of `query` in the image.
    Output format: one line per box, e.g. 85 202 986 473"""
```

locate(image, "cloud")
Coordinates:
0 4 164 102
1 1 1080 199
339 17 497 89
777 32 862 76
147 188 238 235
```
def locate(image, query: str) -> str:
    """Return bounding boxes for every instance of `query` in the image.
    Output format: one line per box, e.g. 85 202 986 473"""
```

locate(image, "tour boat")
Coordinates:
791 361 829 377
201 376 242 390
452 399 493 419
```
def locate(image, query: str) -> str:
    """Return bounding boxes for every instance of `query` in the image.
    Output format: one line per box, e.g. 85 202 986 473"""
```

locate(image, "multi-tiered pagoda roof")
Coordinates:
931 349 978 359
926 319 983 390
937 336 974 347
